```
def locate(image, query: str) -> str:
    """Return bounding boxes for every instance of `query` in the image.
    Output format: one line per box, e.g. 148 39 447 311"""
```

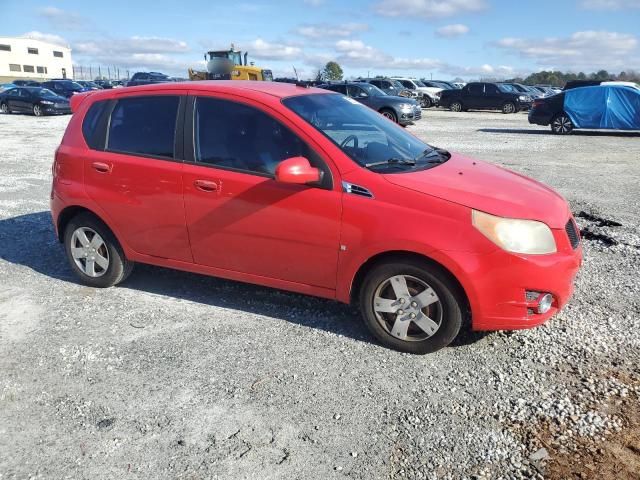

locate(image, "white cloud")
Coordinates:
20 31 69 47
580 0 640 9
374 0 487 19
496 30 639 71
74 36 189 56
304 0 325 5
37 6 87 30
247 39 302 61
294 23 369 39
334 39 442 70
435 24 469 37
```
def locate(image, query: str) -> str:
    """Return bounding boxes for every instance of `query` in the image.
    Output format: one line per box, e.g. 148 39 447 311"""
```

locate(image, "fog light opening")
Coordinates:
537 293 553 314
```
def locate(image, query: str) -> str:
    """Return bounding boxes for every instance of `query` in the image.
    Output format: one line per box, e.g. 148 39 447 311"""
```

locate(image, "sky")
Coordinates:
2 0 640 80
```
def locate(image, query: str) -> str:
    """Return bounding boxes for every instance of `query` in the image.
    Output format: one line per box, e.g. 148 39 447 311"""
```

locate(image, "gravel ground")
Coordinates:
0 109 639 480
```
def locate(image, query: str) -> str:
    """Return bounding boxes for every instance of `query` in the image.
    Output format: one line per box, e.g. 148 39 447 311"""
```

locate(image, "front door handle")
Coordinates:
92 161 111 173
194 179 218 192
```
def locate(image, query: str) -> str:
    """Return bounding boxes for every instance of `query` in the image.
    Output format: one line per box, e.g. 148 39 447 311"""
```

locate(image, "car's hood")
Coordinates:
384 95 417 104
416 86 443 95
382 153 570 228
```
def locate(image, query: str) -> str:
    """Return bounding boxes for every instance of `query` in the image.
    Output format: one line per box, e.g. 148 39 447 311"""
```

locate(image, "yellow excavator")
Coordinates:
188 45 273 81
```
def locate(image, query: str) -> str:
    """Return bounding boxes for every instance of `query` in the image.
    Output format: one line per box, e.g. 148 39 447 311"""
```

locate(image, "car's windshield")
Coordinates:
57 81 83 90
414 80 427 87
283 93 448 172
497 84 516 93
358 83 385 97
390 80 405 90
33 88 59 98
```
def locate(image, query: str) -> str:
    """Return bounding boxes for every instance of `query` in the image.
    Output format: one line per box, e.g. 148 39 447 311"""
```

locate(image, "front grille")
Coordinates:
414 109 422 120
565 218 580 249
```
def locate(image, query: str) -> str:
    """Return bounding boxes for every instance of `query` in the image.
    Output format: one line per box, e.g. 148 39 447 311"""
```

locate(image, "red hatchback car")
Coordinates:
51 81 582 354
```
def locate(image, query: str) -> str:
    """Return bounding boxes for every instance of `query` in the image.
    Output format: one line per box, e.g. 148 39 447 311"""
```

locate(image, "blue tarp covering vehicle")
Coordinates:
564 85 640 130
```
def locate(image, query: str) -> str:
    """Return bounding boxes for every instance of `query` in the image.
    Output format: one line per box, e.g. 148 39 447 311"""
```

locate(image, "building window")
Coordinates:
37 66 47 74
23 65 35 73
0 44 11 52
9 64 21 72
53 51 63 58
28 47 39 55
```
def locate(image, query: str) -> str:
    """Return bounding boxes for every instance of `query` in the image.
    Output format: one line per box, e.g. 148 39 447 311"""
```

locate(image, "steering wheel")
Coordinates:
340 135 359 149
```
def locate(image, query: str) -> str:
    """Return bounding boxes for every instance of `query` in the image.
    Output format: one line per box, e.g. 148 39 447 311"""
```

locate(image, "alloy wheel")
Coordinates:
70 227 110 277
451 102 462 112
33 105 42 116
503 103 515 114
0 103 7 114
552 114 573 134
372 275 442 341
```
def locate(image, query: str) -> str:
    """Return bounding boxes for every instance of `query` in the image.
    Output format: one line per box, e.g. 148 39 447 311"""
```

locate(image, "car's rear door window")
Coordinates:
107 96 179 158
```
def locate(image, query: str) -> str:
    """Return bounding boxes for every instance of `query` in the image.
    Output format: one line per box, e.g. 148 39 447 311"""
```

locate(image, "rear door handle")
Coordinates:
92 161 111 173
194 179 218 192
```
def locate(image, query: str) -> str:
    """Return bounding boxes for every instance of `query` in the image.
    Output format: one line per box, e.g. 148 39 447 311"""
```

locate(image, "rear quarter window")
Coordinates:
82 100 108 150
107 96 180 158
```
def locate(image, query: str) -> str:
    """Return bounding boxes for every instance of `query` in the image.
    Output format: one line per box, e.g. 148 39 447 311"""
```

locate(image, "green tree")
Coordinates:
321 61 343 81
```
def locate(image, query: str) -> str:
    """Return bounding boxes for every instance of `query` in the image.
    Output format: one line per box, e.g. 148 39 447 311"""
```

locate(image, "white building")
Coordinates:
0 36 73 83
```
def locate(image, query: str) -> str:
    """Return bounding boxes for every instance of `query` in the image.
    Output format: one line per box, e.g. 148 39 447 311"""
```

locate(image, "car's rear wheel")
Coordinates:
502 102 516 114
551 113 574 135
64 213 134 288
450 101 463 112
380 108 398 123
420 96 432 108
32 104 42 116
359 261 463 354
0 102 10 114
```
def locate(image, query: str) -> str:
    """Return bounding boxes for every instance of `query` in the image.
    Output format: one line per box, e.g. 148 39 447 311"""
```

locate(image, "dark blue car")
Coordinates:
0 86 70 116
40 80 90 99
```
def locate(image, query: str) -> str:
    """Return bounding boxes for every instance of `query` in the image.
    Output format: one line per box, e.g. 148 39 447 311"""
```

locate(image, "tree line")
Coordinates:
506 70 640 87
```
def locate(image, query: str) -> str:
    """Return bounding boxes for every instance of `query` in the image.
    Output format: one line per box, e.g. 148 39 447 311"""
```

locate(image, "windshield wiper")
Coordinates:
414 148 451 164
365 157 416 168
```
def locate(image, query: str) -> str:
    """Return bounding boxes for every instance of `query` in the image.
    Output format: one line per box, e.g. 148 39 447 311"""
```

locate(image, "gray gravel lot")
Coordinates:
0 109 639 480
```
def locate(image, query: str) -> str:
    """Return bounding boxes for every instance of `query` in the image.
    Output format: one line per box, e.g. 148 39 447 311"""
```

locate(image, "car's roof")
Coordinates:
113 80 330 98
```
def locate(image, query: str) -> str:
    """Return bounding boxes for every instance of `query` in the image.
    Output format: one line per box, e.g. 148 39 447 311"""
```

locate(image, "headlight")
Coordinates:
40 100 54 105
518 95 531 102
398 103 414 110
472 210 557 254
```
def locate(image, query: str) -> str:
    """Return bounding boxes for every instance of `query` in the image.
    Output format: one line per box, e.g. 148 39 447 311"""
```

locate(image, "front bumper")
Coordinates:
42 104 71 115
517 101 533 111
398 106 422 124
450 222 583 331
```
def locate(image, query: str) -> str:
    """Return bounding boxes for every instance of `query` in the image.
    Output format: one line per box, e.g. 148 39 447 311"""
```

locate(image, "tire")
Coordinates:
380 108 398 123
359 260 463 354
450 101 463 112
32 104 43 116
420 96 432 108
550 113 574 135
63 212 134 288
0 102 10 114
502 102 516 114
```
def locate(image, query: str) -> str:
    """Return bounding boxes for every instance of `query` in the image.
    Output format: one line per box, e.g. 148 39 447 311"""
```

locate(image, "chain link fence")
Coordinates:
72 65 130 81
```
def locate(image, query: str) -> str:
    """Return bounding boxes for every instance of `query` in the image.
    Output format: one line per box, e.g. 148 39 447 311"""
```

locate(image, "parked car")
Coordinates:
318 82 421 125
421 80 454 90
13 80 40 87
0 86 70 116
51 81 582 354
439 82 533 113
358 78 412 97
94 80 114 89
40 80 89 98
529 84 640 134
390 77 443 108
125 72 173 87
432 80 459 89
76 80 102 90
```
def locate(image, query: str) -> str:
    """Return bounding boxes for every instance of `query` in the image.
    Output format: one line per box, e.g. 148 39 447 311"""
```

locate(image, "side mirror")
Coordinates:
275 157 321 185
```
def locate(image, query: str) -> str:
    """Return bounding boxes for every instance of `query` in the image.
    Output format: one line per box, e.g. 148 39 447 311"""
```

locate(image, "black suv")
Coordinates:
318 82 421 125
439 82 533 114
125 72 173 87
40 80 89 98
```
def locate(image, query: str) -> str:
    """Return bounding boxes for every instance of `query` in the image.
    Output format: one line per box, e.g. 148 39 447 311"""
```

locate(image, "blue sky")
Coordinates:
3 0 640 79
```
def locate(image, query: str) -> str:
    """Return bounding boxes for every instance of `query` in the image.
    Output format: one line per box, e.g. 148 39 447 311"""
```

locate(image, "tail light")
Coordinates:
532 99 544 109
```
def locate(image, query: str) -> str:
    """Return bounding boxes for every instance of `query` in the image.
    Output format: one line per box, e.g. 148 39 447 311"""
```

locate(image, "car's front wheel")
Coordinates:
551 113 574 135
420 96 432 108
380 108 398 123
502 102 516 114
359 260 463 354
32 104 43 116
64 213 134 288
450 101 463 112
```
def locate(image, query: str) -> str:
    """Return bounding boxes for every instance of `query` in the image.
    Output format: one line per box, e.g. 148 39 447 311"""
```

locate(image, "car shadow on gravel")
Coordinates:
0 211 488 350
478 128 640 137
